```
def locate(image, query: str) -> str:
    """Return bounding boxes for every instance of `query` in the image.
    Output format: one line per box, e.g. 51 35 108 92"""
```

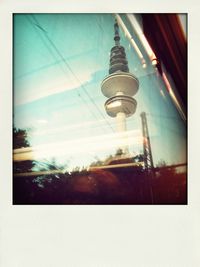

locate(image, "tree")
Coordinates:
13 127 30 149
13 127 34 173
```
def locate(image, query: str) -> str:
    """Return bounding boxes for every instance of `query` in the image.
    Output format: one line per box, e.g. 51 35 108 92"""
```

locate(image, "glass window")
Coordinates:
13 14 187 204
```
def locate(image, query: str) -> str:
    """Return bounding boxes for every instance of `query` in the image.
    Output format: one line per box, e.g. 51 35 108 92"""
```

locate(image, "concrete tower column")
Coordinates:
101 18 139 156
116 112 126 132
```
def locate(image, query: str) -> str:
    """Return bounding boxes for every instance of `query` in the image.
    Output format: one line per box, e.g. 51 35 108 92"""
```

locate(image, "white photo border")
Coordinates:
0 0 199 266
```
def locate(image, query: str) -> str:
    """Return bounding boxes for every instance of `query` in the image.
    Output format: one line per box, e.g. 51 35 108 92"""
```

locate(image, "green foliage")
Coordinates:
13 127 30 149
13 127 34 173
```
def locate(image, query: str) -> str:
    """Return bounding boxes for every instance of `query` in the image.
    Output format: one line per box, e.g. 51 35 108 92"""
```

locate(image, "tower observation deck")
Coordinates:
101 19 139 154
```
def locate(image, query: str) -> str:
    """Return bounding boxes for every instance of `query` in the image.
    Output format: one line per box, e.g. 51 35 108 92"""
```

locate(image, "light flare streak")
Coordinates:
14 130 143 162
162 72 186 121
115 14 146 67
126 14 157 64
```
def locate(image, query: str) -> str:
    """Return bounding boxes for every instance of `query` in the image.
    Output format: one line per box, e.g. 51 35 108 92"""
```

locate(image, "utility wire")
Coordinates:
146 112 183 122
26 15 106 132
29 14 115 133
148 116 186 136
25 16 69 77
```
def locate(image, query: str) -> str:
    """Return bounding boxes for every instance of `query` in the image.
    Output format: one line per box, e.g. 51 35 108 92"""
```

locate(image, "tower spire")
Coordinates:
114 19 120 46
109 20 129 74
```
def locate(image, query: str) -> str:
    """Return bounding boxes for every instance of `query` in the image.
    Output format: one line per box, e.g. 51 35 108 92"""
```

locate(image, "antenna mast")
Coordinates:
140 112 154 169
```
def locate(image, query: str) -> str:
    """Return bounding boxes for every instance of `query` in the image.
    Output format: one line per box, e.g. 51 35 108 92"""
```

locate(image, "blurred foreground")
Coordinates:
13 164 186 205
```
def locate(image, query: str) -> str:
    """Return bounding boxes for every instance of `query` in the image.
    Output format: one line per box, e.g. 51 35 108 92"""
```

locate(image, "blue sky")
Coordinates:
13 14 187 169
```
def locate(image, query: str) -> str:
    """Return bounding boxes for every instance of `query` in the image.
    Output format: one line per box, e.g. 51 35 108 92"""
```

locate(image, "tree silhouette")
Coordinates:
13 127 30 149
13 127 34 173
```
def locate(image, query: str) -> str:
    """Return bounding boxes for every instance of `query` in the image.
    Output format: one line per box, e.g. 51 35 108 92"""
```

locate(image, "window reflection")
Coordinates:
13 14 187 204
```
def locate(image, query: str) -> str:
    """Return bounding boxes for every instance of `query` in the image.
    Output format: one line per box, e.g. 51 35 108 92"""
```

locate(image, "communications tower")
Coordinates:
101 19 139 154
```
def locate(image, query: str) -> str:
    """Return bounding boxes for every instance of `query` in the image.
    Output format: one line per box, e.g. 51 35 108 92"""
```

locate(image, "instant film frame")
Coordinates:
0 0 200 266
13 13 187 205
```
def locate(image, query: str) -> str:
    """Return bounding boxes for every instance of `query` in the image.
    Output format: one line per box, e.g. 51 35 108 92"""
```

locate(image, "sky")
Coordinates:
13 13 187 170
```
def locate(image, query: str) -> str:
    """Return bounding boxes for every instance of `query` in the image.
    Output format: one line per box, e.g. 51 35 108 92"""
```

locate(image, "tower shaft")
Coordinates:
116 112 129 154
116 112 126 132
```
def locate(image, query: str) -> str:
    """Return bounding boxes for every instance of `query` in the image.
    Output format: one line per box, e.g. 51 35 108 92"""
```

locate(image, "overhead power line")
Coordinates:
28 14 114 133
146 112 183 121
26 15 101 125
